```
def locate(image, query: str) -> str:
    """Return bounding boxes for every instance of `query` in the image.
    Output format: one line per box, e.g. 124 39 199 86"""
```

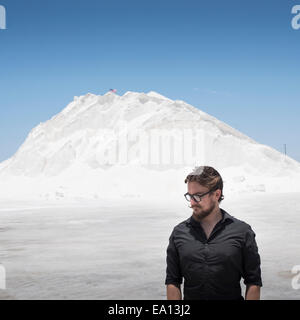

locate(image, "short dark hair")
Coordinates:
184 166 224 203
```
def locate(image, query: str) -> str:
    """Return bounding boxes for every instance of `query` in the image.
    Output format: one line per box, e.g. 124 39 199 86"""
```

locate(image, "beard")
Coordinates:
190 201 216 220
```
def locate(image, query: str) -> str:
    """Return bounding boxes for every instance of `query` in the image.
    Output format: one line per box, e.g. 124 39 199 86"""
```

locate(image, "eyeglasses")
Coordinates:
184 190 212 202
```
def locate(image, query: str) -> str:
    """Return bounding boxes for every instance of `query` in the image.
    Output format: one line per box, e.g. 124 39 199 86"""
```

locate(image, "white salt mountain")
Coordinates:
0 91 299 201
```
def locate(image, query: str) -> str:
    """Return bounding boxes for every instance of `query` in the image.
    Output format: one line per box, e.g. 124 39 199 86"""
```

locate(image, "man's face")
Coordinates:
187 181 219 220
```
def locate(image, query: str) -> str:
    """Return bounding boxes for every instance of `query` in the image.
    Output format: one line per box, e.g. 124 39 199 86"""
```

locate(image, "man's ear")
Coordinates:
215 189 221 200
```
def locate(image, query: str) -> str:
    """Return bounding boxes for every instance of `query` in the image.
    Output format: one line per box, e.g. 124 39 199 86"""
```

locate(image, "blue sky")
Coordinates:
0 0 299 162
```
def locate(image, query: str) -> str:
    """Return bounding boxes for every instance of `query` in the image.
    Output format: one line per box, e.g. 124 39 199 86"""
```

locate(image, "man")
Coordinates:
165 166 262 300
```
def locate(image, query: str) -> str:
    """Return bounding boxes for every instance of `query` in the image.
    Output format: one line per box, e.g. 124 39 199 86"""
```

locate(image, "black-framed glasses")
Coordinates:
184 190 212 202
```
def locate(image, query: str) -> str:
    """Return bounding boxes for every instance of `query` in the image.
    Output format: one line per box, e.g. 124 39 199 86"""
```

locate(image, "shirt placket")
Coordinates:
198 222 225 297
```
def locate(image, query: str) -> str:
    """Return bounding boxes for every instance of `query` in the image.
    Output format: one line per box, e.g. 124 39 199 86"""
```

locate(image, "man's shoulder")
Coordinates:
171 218 191 233
222 209 254 232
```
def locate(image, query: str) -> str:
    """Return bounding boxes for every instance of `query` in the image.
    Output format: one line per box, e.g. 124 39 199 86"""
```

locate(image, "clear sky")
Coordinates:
0 0 299 162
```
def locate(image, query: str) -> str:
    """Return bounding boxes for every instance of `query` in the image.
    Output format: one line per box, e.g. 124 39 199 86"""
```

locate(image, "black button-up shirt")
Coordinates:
165 209 262 300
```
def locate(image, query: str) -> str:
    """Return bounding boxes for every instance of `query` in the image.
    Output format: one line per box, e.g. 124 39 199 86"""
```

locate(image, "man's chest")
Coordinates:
174 226 245 264
201 225 214 240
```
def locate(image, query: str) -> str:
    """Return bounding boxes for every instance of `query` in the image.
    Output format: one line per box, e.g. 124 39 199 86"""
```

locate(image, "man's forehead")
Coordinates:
187 181 208 192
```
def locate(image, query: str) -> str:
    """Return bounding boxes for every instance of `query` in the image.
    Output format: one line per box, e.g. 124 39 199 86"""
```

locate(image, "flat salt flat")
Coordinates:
0 193 299 300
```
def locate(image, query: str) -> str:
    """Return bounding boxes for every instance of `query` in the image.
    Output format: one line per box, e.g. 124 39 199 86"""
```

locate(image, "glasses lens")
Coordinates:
193 194 201 202
185 194 202 202
185 194 191 201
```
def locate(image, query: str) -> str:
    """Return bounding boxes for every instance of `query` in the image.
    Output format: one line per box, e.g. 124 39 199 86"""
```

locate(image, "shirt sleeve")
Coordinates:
165 229 183 286
241 226 263 287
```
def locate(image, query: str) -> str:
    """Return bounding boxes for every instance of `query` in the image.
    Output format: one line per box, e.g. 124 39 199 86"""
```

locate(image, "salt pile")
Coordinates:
0 91 299 201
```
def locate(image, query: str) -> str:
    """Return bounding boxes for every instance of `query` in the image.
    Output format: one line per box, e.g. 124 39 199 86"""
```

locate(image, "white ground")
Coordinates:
0 193 300 300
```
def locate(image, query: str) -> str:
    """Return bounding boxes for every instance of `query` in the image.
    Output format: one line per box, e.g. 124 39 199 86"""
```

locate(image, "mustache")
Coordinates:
189 205 201 209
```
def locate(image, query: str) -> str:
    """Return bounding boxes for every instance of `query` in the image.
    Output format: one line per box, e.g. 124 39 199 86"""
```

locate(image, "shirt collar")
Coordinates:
188 208 234 227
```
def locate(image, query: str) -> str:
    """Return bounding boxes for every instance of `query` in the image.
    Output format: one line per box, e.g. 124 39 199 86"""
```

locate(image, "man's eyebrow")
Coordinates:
190 192 207 195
